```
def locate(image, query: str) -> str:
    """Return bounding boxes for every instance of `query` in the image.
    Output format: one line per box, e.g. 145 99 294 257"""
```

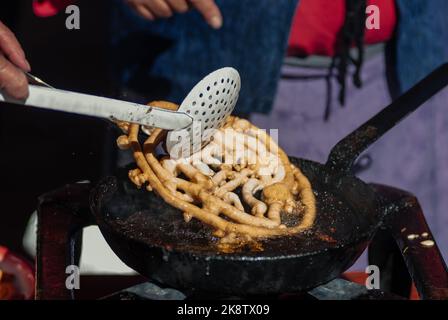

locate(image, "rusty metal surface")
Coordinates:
36 183 92 300
371 184 448 300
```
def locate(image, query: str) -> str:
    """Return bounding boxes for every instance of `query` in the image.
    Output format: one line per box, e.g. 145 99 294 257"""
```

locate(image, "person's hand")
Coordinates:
0 21 30 100
126 0 223 29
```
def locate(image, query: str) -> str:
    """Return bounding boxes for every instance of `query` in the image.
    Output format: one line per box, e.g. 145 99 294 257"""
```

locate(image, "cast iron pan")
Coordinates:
90 64 448 295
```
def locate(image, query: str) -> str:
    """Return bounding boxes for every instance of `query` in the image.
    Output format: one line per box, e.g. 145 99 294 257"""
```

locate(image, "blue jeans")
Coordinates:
110 0 298 114
110 0 448 111
388 0 448 96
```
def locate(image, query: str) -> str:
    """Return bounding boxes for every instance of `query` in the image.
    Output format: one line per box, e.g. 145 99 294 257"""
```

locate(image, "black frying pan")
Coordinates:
90 63 448 295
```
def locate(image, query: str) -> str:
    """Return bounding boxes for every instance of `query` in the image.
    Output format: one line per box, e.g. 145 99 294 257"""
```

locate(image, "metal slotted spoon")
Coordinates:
167 67 241 158
0 67 241 158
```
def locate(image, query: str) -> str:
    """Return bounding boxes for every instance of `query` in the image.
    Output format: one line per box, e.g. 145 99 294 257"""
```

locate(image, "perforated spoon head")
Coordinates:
166 67 241 159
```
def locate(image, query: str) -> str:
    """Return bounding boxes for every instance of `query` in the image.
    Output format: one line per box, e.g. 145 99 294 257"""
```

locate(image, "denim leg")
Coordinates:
388 0 448 94
110 0 299 114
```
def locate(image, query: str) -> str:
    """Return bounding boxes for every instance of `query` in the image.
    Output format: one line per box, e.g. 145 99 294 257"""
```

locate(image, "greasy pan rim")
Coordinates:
91 157 383 262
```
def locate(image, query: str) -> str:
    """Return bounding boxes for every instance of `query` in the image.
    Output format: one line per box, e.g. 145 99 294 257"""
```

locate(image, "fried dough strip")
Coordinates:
120 102 317 244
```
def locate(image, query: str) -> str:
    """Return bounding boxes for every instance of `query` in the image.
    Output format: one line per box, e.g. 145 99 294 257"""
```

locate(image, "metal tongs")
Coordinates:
0 68 241 156
0 72 192 130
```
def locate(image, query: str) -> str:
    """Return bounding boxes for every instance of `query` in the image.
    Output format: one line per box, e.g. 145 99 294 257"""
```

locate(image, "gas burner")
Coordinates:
100 278 404 300
35 182 448 300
